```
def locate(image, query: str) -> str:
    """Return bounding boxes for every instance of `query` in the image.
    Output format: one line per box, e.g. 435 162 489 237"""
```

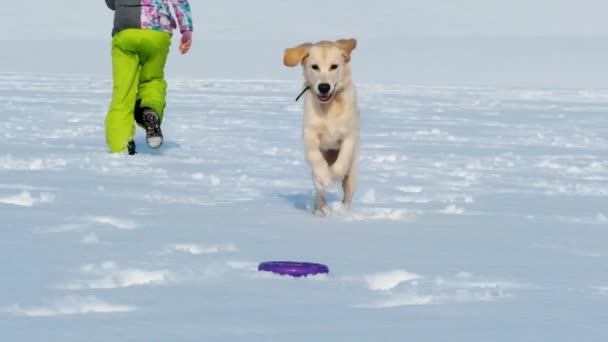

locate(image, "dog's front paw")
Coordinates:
314 206 328 217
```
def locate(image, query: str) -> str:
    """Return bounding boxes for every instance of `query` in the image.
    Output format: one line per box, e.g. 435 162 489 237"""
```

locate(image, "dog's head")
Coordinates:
284 39 357 103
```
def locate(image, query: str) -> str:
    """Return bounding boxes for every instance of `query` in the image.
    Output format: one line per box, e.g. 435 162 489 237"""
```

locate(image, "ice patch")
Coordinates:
0 191 55 206
365 270 422 291
3 296 136 317
174 243 237 255
89 216 138 230
59 262 172 289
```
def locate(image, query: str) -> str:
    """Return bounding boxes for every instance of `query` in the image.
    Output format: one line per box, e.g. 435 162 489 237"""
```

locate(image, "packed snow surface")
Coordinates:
1 73 607 341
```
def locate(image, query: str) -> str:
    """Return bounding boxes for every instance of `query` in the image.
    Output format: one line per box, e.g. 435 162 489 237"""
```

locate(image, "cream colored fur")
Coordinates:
284 39 360 216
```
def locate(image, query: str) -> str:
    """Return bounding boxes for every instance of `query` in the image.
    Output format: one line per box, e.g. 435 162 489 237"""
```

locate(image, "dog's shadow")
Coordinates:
279 191 340 212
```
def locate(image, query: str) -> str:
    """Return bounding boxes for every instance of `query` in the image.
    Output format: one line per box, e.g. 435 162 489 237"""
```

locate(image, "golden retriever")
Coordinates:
284 39 360 216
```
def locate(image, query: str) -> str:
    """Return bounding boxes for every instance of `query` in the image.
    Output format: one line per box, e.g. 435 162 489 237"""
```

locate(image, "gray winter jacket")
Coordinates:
105 0 193 37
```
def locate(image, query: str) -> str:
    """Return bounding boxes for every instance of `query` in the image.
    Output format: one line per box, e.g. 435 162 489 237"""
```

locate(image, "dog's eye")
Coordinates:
330 64 339 71
311 65 320 71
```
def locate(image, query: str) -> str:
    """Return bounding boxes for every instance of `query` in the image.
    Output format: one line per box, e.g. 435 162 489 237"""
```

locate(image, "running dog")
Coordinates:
283 39 360 216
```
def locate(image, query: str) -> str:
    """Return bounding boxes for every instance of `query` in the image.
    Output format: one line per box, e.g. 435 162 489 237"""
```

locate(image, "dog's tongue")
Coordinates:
318 94 331 102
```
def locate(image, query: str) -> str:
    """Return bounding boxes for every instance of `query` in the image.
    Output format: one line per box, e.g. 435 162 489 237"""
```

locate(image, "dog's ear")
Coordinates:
283 43 313 67
336 39 357 63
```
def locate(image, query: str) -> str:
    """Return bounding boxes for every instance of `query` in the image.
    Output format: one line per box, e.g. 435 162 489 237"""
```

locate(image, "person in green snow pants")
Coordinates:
106 29 170 153
104 0 193 154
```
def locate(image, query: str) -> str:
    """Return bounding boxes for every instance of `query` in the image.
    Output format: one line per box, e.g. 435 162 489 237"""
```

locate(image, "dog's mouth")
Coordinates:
316 92 334 103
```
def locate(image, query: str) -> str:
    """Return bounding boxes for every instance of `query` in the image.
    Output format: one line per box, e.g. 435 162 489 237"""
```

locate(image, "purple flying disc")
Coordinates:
258 261 329 277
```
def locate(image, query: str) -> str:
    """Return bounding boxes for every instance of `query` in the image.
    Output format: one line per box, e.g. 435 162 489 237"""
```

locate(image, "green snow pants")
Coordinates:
105 29 171 153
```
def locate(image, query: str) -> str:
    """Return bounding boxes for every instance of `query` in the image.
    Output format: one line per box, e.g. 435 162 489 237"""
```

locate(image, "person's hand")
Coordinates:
180 31 192 54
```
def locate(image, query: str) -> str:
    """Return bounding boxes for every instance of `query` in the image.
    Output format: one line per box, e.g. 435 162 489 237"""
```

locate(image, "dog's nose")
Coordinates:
318 83 331 95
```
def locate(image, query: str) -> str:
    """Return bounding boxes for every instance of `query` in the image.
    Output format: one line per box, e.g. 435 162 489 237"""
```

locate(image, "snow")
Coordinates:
1 71 607 341
364 270 422 291
3 296 137 317
2 1 608 339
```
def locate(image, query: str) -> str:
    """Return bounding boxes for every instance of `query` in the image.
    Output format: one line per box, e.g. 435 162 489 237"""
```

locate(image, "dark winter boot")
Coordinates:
135 103 163 149
127 140 137 155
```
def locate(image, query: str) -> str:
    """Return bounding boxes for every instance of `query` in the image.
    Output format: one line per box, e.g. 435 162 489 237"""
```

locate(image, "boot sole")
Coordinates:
147 136 163 149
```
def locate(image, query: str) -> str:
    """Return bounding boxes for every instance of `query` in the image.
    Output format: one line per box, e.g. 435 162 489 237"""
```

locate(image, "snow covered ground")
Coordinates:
1 70 607 341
